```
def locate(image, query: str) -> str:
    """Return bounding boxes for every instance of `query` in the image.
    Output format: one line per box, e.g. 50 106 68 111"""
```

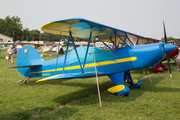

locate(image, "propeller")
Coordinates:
163 21 172 78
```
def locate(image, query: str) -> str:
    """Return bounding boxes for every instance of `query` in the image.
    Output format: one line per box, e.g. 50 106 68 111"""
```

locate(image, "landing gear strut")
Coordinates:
21 78 30 83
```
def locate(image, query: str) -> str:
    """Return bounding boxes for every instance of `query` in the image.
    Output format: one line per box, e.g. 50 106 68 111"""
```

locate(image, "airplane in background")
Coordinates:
0 44 10 49
36 45 53 57
152 46 179 73
8 18 176 98
16 41 53 57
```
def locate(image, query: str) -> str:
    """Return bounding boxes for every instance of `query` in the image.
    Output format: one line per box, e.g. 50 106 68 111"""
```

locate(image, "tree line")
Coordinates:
0 15 67 42
0 15 180 43
161 36 180 43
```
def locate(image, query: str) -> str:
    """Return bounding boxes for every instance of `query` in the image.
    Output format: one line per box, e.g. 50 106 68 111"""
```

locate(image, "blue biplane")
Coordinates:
9 18 176 97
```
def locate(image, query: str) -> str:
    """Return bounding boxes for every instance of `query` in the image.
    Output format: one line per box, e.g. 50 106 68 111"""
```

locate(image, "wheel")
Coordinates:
114 93 129 97
128 86 133 89
136 86 141 89
122 93 129 97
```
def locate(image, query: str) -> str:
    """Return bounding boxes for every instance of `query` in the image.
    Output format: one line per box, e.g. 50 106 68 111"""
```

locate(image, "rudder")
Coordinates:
17 45 43 77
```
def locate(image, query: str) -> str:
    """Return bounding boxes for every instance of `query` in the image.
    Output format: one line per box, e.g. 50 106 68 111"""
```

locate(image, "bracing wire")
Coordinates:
97 34 132 82
75 37 106 71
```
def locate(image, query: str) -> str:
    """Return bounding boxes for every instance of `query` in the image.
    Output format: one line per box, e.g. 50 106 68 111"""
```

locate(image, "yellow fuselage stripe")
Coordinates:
33 57 137 73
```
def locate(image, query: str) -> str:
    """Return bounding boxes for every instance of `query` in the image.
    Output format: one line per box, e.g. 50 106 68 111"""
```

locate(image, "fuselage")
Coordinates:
28 43 169 78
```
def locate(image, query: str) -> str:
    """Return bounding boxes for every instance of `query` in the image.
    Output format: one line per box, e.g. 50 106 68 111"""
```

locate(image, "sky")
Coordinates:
1 0 180 40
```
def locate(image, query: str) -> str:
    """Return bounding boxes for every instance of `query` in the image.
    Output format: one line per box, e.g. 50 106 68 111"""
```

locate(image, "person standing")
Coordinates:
6 46 14 64
175 48 180 71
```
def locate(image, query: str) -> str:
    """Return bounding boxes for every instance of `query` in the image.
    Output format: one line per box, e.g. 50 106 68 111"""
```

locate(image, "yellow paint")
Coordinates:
36 79 61 83
41 20 140 44
41 22 107 38
36 74 61 83
103 37 124 43
107 85 125 93
41 74 60 80
133 79 138 84
41 22 51 30
116 57 137 62
42 73 50 76
125 83 131 87
32 57 137 74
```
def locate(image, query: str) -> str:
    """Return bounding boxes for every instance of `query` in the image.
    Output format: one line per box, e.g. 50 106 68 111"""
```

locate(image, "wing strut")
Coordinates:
136 37 139 45
63 37 70 74
125 34 135 46
92 30 102 107
114 31 117 51
83 27 93 72
109 37 115 50
109 37 114 44
97 36 113 51
115 32 131 48
55 34 61 75
70 31 84 73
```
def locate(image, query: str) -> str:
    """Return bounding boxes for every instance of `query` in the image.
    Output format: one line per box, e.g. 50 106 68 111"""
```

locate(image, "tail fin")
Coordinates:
16 45 43 77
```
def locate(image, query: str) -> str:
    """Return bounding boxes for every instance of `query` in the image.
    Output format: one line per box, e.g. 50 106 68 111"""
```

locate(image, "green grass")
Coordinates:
0 49 180 120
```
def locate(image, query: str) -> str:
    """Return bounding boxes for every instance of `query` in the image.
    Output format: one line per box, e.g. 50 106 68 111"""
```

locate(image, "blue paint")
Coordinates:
116 85 130 95
8 18 177 96
108 72 125 85
13 42 176 80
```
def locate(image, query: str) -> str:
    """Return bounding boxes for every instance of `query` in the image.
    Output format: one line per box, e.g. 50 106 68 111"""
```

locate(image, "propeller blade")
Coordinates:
163 21 167 44
167 52 172 78
163 21 172 78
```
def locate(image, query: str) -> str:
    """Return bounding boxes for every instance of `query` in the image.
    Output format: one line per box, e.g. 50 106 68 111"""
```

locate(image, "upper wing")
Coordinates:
41 18 147 45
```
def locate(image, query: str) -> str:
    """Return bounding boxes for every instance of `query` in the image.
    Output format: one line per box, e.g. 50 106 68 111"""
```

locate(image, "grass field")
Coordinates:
0 49 180 120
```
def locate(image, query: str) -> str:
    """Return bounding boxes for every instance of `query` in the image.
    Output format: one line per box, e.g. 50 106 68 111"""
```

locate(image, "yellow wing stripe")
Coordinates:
39 74 60 81
36 79 61 83
33 57 137 73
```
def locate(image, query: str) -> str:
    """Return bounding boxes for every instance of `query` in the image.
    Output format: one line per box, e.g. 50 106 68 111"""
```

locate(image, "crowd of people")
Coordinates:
6 44 21 64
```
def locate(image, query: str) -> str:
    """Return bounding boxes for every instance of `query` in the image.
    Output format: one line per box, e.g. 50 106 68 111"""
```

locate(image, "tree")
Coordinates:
21 28 30 41
0 18 5 33
41 32 65 41
29 29 40 41
0 15 93 42
161 36 179 42
0 16 23 41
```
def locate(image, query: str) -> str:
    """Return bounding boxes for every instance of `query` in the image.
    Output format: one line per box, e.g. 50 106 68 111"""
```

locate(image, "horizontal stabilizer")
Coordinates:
36 72 103 83
7 65 42 69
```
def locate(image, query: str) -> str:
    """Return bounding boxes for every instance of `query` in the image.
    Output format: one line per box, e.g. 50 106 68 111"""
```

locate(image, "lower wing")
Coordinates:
36 72 104 83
